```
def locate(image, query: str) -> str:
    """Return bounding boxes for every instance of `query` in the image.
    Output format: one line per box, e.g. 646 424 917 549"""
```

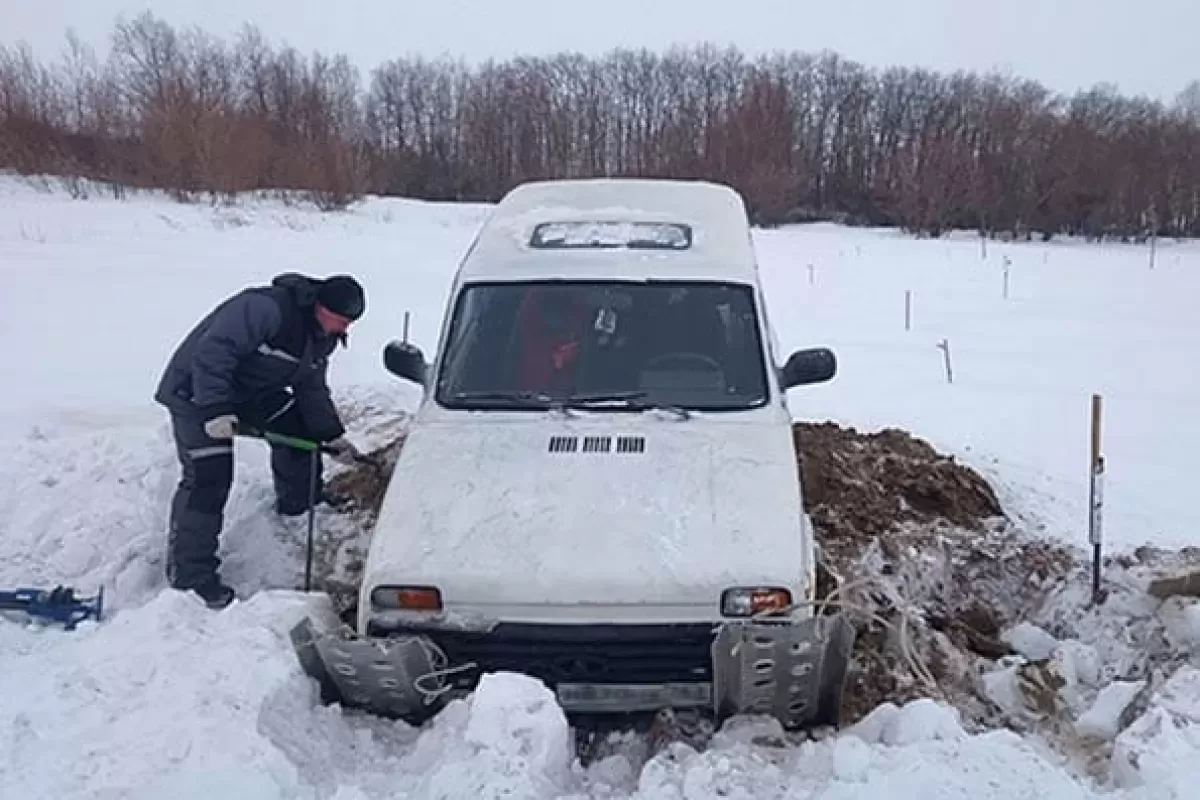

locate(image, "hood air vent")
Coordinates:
546 435 646 454
617 436 646 453
548 435 578 453
583 435 612 453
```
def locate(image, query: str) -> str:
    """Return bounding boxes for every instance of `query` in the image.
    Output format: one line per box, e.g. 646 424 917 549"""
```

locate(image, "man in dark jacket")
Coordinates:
154 272 367 608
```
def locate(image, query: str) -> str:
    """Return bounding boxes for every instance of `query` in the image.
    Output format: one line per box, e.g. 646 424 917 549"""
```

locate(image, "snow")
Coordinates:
4 173 1200 797
753 225 1200 552
461 178 759 283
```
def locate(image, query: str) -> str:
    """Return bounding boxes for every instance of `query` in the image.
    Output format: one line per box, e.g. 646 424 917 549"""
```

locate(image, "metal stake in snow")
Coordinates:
808 264 815 285
937 338 953 383
403 310 411 344
905 291 912 331
1089 394 1106 605
1003 257 1011 299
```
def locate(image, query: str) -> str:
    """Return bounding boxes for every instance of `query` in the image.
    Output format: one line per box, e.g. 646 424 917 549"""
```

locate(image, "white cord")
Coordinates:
752 572 943 695
400 635 479 705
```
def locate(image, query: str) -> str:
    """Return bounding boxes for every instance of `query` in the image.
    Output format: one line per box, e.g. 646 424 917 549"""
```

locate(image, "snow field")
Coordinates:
3 174 1200 797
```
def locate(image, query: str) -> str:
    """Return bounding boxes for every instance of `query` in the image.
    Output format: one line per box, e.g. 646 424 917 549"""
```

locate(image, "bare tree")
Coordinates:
2 14 1198 234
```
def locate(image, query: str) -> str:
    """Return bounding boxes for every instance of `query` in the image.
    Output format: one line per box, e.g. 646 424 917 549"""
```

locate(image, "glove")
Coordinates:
204 414 238 440
325 436 361 466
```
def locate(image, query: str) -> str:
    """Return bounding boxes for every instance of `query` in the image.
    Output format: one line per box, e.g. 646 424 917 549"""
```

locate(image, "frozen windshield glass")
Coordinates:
435 281 770 411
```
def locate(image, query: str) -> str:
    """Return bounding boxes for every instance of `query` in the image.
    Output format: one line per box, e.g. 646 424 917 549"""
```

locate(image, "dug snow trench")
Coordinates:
313 407 1200 786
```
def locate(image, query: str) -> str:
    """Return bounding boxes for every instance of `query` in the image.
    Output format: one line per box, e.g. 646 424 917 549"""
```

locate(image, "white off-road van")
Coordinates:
292 178 854 731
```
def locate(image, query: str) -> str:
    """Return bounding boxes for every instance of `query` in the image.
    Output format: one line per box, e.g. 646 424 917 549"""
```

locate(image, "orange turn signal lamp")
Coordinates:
721 587 792 617
370 585 443 611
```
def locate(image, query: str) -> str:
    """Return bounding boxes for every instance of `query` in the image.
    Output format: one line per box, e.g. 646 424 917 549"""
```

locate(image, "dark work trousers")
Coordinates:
165 389 326 590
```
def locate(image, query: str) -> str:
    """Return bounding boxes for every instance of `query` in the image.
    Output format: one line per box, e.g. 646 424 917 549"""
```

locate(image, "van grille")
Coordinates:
419 623 716 686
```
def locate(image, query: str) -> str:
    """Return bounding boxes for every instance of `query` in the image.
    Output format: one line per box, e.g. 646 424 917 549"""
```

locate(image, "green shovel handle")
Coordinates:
262 431 333 453
235 425 334 454
237 424 384 471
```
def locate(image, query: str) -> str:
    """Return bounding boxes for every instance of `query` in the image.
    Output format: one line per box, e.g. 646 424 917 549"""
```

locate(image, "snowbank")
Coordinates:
0 584 1117 799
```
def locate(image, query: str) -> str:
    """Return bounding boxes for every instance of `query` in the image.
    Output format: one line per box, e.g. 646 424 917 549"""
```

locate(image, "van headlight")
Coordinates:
721 587 792 617
370 585 442 611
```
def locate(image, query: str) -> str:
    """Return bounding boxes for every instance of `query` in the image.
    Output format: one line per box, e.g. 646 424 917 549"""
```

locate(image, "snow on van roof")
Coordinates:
455 178 759 284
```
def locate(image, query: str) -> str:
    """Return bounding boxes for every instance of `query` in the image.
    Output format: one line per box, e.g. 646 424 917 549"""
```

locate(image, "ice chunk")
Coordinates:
982 663 1027 719
880 699 966 747
418 672 574 798
1159 597 1200 651
1075 680 1146 740
1111 668 1200 791
1002 622 1060 661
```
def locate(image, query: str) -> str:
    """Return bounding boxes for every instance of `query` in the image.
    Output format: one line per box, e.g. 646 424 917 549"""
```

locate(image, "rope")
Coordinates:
401 634 479 705
753 572 943 696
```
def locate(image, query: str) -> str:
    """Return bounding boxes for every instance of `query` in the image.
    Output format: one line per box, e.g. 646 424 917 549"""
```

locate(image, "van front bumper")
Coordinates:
292 604 855 730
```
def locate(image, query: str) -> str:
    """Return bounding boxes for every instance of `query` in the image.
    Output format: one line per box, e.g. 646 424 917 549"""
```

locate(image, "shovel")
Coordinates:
236 426 382 592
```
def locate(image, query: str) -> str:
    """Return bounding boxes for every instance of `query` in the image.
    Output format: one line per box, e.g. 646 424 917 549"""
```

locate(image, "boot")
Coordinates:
190 578 236 609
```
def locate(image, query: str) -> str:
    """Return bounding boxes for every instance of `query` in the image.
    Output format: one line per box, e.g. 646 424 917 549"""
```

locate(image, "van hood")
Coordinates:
360 417 812 622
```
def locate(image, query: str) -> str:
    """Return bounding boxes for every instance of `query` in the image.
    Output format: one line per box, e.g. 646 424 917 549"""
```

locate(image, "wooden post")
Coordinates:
1089 394 1105 605
937 338 953 383
905 291 912 331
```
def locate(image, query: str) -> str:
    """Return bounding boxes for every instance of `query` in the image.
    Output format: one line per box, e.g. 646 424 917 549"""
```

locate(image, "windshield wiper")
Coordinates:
558 391 648 407
562 392 692 419
449 390 692 419
447 390 554 406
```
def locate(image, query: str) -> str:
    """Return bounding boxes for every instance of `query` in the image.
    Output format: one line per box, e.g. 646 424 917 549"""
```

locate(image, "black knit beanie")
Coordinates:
316 275 366 320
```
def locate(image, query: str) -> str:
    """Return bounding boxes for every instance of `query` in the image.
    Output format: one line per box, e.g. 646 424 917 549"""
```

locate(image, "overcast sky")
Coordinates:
3 0 1196 100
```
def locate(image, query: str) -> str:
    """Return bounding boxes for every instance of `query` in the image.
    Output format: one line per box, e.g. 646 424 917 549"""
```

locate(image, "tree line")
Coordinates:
2 12 1198 238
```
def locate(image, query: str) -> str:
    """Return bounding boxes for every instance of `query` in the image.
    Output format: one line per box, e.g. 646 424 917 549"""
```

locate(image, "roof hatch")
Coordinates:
529 220 693 251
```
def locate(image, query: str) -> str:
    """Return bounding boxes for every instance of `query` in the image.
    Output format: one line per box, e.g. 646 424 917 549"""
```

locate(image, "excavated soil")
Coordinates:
325 435 407 519
794 421 1004 543
791 421 1077 727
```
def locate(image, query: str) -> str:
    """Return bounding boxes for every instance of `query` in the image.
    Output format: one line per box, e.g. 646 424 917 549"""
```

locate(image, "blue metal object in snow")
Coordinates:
0 585 104 630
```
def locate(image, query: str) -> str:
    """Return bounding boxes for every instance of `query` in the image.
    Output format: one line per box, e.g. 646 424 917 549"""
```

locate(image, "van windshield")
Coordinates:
434 281 770 411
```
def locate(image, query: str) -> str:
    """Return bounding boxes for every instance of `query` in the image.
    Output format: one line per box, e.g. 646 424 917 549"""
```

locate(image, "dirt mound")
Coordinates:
787 421 1077 727
794 421 1003 543
325 434 407 520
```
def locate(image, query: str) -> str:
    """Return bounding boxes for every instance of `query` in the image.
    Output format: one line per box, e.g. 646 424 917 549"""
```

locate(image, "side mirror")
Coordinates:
781 347 836 389
383 339 427 386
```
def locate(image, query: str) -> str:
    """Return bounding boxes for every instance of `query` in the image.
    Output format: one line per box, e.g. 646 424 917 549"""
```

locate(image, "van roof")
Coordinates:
455 178 759 284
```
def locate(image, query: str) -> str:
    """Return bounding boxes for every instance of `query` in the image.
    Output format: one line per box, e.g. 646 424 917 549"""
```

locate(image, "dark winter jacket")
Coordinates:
154 273 346 441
